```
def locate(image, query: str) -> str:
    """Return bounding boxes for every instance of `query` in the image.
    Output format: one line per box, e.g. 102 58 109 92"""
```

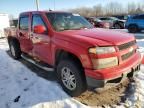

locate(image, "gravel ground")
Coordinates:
75 79 130 107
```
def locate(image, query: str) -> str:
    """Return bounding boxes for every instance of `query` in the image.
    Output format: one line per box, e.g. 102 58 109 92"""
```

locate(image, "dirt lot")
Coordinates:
75 79 132 107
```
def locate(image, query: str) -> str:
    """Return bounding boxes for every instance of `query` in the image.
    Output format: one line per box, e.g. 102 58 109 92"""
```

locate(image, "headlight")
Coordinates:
92 57 118 69
89 46 116 54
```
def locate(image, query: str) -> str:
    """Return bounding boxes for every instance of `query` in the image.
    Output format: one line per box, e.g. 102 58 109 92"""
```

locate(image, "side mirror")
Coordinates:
34 25 47 34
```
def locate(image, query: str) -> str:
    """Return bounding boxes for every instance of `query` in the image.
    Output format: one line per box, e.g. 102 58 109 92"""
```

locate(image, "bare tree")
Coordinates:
69 2 144 17
70 7 93 17
93 4 103 16
128 3 137 14
105 2 124 16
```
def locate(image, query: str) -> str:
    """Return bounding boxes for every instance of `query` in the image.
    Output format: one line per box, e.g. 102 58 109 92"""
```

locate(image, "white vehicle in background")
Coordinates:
0 13 10 38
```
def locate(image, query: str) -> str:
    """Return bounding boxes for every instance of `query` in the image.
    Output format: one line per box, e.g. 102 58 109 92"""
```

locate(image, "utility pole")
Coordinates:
36 0 39 11
54 0 55 10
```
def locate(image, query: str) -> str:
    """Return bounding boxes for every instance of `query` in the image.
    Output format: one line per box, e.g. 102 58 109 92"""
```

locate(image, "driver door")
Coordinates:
31 14 52 64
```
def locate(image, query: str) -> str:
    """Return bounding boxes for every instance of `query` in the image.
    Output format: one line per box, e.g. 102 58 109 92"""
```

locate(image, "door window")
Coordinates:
19 16 29 30
32 14 47 33
100 18 107 20
133 15 144 19
139 15 144 19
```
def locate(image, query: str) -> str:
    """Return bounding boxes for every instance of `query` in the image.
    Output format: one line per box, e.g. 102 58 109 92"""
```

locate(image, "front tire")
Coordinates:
9 41 21 59
57 59 86 97
128 25 139 33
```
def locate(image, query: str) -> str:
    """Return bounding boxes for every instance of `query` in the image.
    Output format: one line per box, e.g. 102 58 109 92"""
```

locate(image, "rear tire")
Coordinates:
114 23 121 29
128 25 139 33
57 59 86 97
9 41 21 59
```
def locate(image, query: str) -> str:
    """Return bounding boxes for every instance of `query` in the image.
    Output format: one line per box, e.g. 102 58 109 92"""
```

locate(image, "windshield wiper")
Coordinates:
58 27 92 31
71 27 89 30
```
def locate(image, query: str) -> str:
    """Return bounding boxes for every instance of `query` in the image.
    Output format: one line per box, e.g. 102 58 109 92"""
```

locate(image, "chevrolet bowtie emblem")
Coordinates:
129 47 133 52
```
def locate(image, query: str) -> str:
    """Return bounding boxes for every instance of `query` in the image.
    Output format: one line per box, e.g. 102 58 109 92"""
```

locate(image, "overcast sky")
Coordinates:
0 0 143 18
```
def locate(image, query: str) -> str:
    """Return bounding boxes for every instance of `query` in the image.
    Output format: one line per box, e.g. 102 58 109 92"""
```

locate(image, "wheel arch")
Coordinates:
55 49 84 70
55 49 87 89
128 23 139 33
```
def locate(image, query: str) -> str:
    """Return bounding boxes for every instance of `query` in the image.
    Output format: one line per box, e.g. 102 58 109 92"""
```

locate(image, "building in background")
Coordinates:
0 13 10 38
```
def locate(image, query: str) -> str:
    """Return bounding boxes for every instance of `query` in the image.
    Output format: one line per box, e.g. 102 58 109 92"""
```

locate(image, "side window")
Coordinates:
133 15 139 19
139 15 144 19
100 18 104 20
100 18 107 20
32 14 47 33
19 16 29 30
133 15 143 19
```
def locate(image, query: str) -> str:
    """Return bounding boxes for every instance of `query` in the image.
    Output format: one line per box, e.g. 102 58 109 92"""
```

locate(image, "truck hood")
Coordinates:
58 28 135 45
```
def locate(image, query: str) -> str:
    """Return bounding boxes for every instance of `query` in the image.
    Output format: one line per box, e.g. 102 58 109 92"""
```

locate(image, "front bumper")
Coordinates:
85 52 141 88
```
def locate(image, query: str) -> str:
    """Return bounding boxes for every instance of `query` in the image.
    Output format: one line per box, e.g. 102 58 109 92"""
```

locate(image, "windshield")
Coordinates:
46 13 93 31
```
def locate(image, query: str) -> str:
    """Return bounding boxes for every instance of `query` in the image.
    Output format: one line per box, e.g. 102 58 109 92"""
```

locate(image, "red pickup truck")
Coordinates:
7 11 141 96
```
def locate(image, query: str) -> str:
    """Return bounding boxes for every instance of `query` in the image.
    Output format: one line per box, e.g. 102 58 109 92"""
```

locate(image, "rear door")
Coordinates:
18 13 33 54
133 15 144 29
138 15 144 29
31 13 52 64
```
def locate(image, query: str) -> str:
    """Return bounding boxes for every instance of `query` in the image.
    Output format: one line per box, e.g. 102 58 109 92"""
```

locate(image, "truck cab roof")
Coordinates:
20 11 71 16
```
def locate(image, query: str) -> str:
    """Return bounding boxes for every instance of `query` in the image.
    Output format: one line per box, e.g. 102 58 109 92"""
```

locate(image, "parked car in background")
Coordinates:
0 13 10 38
98 17 125 29
125 14 144 33
85 17 110 28
113 15 128 21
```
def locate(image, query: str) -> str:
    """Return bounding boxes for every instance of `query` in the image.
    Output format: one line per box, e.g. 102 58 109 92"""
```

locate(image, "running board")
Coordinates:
21 54 54 72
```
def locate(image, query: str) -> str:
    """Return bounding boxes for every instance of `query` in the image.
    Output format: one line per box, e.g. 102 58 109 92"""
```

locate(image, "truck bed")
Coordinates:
4 27 17 37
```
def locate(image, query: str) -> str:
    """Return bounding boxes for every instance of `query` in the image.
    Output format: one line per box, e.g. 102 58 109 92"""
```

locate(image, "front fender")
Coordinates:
51 38 93 69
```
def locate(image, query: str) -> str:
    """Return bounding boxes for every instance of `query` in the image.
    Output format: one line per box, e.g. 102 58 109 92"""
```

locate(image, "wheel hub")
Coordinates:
61 67 76 90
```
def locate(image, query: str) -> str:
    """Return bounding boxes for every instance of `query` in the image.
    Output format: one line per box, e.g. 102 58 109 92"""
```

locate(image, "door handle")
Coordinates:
19 32 23 37
34 36 39 39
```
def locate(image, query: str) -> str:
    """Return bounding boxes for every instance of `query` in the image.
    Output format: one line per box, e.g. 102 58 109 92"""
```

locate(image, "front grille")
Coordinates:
121 50 135 61
118 40 136 51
